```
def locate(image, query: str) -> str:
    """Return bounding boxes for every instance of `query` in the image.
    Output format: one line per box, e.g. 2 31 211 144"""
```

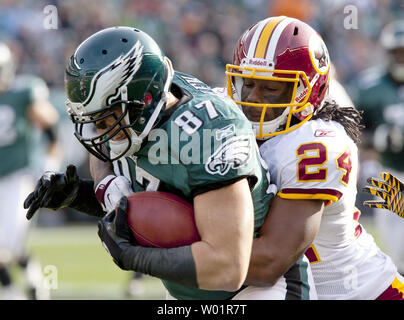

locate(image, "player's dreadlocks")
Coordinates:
312 100 364 144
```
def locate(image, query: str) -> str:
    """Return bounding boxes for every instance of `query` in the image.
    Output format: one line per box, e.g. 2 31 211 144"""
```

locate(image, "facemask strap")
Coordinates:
136 57 174 143
251 106 290 137
120 85 129 123
233 76 243 102
121 84 140 149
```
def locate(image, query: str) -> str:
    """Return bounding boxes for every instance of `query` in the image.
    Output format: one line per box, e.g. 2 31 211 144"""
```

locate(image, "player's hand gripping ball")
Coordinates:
126 192 201 248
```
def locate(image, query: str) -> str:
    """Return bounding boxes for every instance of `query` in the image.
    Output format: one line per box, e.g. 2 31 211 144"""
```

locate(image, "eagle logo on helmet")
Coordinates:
81 40 144 113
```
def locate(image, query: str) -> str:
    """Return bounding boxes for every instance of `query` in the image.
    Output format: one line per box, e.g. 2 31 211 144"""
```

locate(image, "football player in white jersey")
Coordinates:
226 16 404 300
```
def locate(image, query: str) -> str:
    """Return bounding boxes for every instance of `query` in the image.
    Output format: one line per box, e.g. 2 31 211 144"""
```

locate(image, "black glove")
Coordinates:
97 197 198 287
97 196 135 269
24 165 80 220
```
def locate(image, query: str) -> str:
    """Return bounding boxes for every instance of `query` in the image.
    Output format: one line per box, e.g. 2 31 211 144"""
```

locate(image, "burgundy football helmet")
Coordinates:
226 16 331 139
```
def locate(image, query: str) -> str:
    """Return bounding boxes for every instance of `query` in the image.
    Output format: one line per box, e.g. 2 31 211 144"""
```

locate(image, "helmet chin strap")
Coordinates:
110 57 174 158
250 107 290 139
231 76 291 139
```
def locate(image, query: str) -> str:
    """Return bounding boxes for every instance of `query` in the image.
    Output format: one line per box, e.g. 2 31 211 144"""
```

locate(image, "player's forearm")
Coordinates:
191 179 254 291
121 245 199 288
244 197 323 286
190 240 251 291
123 237 252 291
90 153 114 187
245 238 301 286
70 179 105 217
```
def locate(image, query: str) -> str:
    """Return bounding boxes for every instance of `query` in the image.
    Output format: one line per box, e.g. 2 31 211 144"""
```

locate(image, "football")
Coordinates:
126 191 201 248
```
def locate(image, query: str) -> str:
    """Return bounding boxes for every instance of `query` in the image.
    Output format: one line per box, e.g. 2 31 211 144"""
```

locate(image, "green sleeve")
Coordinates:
181 117 259 196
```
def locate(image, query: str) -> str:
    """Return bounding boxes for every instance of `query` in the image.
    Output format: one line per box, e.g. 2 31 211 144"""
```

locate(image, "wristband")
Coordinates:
70 179 105 217
43 125 57 143
121 245 198 288
95 175 117 210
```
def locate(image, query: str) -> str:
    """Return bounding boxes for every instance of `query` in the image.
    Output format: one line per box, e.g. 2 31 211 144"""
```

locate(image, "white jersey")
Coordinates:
0 168 33 262
260 118 398 299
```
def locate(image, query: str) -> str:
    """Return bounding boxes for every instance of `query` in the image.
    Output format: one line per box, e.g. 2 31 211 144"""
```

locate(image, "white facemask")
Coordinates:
110 57 174 158
249 107 290 139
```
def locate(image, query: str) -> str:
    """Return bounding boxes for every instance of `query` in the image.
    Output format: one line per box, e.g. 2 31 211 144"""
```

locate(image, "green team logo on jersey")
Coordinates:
205 135 251 175
145 120 253 174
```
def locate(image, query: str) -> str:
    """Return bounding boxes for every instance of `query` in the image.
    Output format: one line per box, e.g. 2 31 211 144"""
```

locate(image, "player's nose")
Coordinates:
95 116 114 134
245 87 263 104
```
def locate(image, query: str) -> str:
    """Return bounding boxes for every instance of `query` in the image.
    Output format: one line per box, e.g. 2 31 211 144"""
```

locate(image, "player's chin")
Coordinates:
112 135 127 142
111 129 132 141
242 107 263 122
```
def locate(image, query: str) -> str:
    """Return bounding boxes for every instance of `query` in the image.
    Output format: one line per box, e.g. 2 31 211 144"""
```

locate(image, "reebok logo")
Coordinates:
314 129 336 137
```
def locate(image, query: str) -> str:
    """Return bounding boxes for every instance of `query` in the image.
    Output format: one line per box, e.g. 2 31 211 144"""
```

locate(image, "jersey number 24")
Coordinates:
296 142 352 186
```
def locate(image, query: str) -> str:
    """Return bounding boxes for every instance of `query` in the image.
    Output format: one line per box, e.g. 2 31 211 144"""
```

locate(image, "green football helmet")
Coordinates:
65 26 174 161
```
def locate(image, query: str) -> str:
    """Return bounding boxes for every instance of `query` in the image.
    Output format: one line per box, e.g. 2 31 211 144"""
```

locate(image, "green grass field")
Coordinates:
26 224 166 300
22 216 383 300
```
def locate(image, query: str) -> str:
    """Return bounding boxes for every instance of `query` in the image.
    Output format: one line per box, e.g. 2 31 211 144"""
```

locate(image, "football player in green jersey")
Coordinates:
25 26 276 300
0 41 61 299
353 20 404 275
25 26 319 300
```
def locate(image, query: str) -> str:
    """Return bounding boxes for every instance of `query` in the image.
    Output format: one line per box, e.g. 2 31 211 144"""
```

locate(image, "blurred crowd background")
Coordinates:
0 0 402 220
1 0 404 300
1 0 402 88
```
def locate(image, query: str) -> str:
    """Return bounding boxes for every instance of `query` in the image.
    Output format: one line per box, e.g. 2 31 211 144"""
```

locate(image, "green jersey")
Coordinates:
0 75 49 177
111 72 274 299
353 68 404 171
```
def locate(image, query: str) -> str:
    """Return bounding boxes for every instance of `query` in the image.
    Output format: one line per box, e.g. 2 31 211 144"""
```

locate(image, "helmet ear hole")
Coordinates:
144 92 153 106
128 101 145 125
318 84 326 97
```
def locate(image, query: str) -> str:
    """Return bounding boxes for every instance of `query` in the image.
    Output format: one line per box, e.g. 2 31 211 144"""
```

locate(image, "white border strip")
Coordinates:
265 17 297 61
247 17 272 57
